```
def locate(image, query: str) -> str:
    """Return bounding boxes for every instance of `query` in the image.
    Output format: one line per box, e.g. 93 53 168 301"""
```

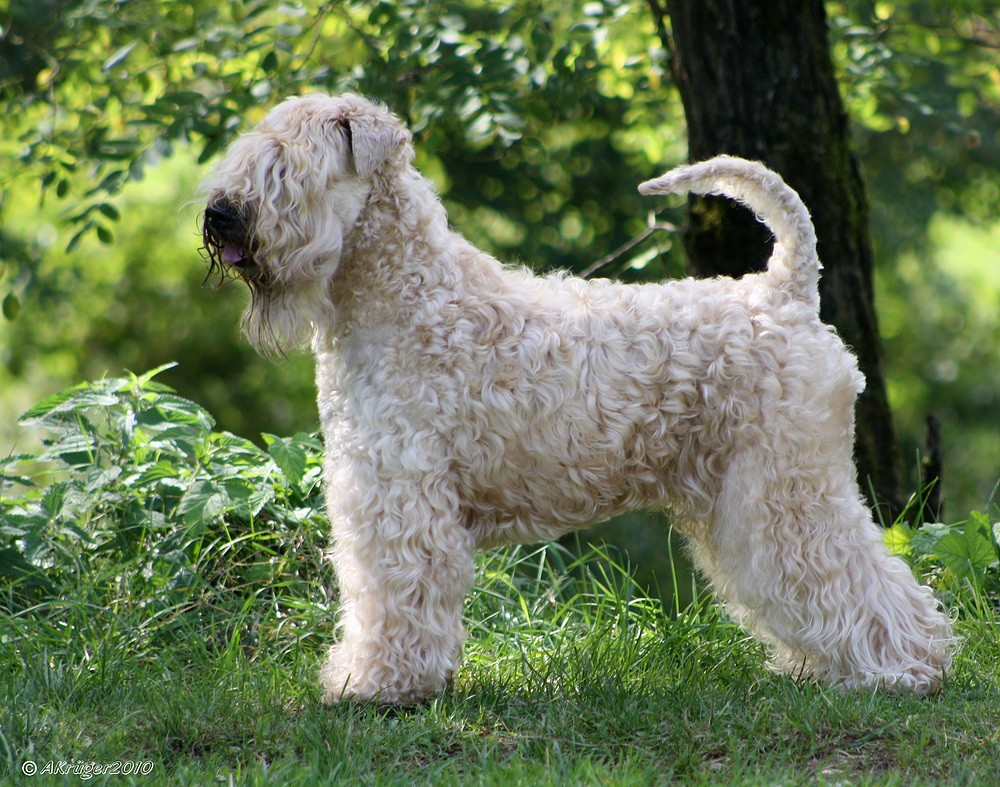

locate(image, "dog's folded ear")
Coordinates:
342 115 411 178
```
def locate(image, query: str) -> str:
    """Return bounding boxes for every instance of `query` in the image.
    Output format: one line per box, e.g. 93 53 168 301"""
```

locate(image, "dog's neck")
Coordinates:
321 164 502 343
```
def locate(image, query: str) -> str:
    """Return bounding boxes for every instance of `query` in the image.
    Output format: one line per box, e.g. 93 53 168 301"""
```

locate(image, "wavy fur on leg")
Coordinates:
200 93 954 703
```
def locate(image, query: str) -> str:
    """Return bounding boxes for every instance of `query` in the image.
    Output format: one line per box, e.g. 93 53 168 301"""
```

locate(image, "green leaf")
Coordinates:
177 473 272 525
220 476 273 518
126 361 179 388
18 385 117 426
933 518 997 579
98 203 121 221
97 139 143 160
102 41 138 72
96 225 114 245
910 522 950 557
2 291 20 320
66 221 94 253
149 399 210 423
0 454 35 488
197 135 227 164
883 522 912 556
178 479 232 524
266 434 308 485
0 547 57 593
134 459 183 486
210 432 261 453
83 464 123 493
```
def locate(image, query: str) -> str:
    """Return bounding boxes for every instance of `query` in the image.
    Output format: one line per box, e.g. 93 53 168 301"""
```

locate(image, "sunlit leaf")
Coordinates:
102 41 138 72
266 434 308 485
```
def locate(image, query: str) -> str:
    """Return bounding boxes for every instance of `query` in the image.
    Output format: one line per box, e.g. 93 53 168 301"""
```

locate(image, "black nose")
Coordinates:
204 200 242 234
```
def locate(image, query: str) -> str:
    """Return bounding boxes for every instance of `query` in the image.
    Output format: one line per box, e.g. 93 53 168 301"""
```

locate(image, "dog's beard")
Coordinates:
200 206 291 357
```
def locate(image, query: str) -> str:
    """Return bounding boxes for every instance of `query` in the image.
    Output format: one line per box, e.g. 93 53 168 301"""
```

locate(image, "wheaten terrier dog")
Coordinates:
200 93 953 705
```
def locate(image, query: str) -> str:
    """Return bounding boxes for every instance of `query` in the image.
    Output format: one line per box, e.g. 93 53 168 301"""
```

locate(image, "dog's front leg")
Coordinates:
319 447 475 706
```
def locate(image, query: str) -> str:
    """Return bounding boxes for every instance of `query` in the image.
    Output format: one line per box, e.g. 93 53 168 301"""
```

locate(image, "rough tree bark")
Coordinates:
649 0 906 517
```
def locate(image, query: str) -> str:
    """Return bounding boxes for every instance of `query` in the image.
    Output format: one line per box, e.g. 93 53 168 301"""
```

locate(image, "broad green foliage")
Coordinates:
887 510 1000 607
1 0 673 279
5 368 996 617
2 1 994 276
1 365 329 613
830 1 1000 250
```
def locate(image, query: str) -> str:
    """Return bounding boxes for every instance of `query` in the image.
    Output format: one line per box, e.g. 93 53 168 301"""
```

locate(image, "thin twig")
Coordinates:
580 214 677 278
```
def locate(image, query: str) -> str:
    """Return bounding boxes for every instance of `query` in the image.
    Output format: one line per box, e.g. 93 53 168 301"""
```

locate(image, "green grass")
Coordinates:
2 370 999 784
3 542 999 785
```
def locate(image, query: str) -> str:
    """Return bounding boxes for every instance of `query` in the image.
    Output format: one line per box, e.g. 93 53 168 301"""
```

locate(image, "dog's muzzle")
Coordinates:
202 200 257 271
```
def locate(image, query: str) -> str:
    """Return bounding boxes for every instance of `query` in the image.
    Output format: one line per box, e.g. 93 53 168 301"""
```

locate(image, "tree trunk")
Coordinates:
650 0 906 517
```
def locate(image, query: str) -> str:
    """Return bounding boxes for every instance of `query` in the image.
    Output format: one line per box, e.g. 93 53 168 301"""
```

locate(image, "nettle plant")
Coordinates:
0 365 329 611
888 509 1000 610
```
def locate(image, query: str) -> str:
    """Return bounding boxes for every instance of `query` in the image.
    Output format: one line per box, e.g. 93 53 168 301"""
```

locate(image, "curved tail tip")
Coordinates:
637 172 683 197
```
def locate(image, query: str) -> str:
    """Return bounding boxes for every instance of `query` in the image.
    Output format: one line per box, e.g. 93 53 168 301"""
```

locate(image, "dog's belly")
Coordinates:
454 419 672 548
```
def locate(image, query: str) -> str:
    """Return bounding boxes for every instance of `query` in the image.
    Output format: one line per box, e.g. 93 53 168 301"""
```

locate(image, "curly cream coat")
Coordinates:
201 94 953 705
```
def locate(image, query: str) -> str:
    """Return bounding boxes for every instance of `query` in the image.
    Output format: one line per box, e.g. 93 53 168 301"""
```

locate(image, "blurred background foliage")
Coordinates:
1 0 997 542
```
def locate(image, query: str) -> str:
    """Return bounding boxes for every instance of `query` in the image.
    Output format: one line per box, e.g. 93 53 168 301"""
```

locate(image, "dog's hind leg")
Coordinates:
690 439 953 693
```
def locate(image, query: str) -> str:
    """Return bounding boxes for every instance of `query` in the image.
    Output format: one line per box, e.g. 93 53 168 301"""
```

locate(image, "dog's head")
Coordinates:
199 93 411 354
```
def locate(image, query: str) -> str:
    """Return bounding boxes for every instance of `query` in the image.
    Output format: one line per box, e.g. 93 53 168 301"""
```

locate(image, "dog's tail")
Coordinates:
638 155 819 311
